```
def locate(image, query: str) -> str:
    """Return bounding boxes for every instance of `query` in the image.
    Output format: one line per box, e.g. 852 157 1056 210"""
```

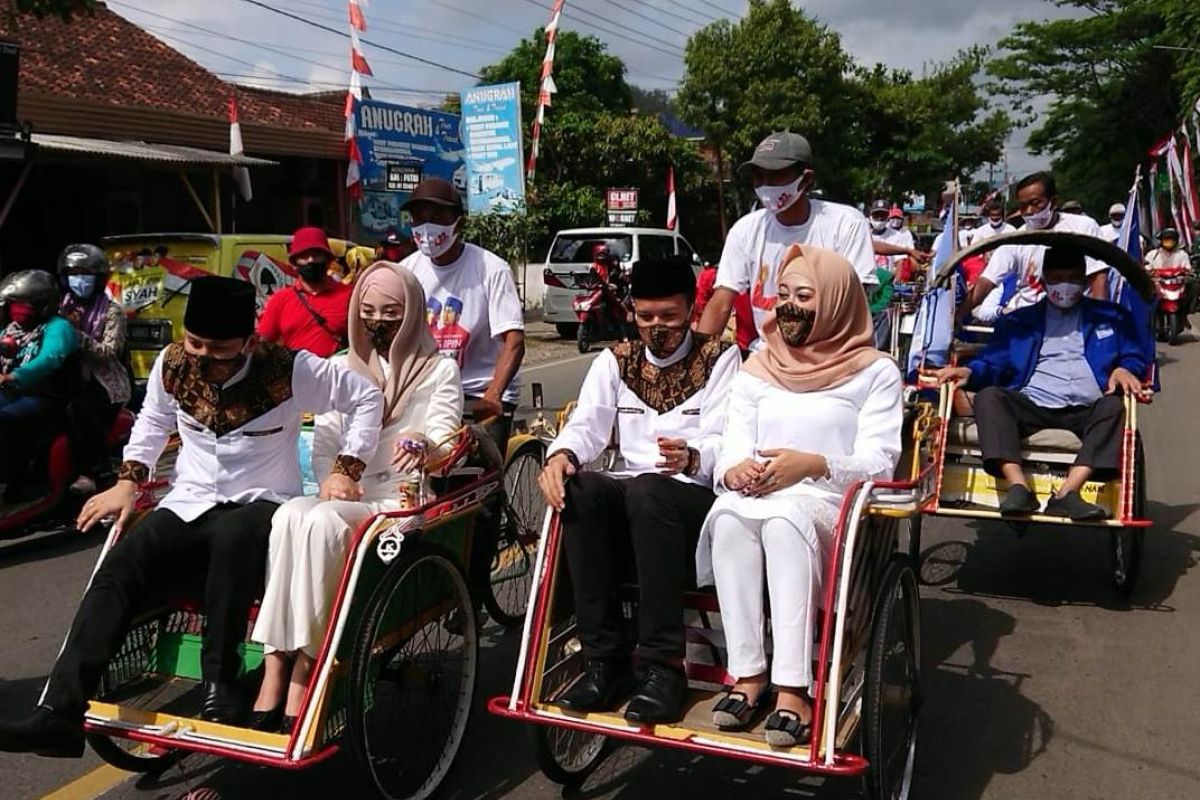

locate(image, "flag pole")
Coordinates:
527 0 566 188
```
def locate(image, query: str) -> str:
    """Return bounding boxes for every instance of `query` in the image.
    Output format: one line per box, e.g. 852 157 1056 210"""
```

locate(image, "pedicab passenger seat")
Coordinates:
946 418 1082 464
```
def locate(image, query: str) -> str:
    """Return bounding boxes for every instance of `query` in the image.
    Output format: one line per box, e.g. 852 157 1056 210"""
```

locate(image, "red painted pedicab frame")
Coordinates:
489 402 941 800
74 424 501 800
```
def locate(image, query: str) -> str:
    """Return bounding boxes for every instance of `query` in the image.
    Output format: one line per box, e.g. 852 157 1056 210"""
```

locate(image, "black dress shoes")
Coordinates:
248 705 284 732
556 659 635 712
200 682 245 725
624 663 687 726
0 707 85 758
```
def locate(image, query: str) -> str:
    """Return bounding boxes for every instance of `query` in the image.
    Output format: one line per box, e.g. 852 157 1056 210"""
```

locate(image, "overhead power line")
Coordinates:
693 0 743 17
237 0 482 79
585 0 695 40
282 0 511 55
515 0 685 59
651 0 722 27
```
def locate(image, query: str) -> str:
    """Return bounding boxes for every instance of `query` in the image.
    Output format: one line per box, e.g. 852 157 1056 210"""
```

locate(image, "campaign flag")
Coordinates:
227 95 252 202
666 166 677 231
906 182 960 379
1114 171 1159 389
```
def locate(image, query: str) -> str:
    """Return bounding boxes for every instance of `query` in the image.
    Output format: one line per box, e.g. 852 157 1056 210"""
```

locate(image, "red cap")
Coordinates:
888 205 904 219
289 227 334 260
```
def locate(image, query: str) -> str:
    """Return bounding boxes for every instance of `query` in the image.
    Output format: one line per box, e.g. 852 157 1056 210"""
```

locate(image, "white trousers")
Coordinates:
710 512 823 688
251 495 394 658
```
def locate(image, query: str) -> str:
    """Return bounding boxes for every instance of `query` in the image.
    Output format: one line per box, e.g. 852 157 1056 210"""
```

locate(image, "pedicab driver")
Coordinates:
538 256 741 725
0 277 383 758
934 246 1148 521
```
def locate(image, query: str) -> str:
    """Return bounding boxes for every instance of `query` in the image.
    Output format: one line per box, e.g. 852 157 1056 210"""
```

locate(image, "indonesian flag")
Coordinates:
666 166 677 231
348 0 366 31
228 95 252 202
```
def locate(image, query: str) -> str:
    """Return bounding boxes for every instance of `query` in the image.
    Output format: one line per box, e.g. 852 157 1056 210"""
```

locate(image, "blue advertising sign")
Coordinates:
354 99 465 240
459 82 526 215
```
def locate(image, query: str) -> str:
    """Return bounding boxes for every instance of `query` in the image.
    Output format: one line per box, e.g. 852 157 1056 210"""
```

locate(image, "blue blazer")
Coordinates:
965 298 1147 394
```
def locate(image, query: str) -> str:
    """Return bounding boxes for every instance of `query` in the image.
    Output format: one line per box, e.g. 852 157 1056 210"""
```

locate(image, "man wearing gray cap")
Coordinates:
1098 203 1126 245
697 132 877 350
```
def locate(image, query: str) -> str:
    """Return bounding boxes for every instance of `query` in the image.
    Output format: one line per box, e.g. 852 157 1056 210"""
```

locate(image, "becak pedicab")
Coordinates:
77 422 502 800
914 230 1154 596
489 378 942 799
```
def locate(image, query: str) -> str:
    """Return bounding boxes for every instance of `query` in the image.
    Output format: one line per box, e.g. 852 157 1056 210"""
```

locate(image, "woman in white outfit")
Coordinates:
250 262 463 730
699 245 903 747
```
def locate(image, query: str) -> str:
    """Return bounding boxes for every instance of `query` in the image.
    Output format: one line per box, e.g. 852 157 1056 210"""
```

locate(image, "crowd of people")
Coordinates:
0 132 1166 757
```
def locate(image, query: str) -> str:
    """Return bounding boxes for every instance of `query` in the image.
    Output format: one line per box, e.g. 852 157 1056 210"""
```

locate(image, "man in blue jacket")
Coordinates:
936 246 1148 521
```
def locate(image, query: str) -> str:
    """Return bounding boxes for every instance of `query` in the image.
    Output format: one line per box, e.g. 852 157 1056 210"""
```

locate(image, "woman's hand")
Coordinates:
746 449 827 497
392 433 431 473
724 459 765 492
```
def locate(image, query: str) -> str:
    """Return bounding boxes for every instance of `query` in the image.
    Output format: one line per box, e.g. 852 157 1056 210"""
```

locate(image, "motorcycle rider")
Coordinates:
0 270 77 504
58 244 131 496
1145 228 1191 270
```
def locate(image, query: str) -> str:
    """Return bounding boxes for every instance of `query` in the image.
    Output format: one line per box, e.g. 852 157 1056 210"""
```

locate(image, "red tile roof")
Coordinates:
0 2 344 136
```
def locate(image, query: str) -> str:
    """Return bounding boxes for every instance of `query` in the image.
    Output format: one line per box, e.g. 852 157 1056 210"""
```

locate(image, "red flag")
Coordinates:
351 48 373 77
666 166 677 231
348 0 366 31
228 93 252 202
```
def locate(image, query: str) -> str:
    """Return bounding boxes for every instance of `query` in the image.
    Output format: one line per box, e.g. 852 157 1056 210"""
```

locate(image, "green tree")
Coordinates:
988 0 1194 211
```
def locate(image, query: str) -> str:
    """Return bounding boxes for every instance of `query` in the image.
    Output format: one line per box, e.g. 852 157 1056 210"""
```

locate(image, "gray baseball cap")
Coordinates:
739 132 814 176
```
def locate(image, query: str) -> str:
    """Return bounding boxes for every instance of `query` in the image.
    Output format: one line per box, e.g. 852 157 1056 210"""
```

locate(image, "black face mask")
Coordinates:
185 350 247 385
297 261 329 283
639 323 688 359
776 303 816 347
363 318 402 354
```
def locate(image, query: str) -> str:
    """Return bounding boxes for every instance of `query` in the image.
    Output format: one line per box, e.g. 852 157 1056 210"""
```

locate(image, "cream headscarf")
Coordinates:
743 245 888 393
347 261 441 424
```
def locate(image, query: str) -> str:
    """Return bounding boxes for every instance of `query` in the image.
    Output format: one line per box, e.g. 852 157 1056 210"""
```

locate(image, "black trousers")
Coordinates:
42 501 277 717
561 472 715 665
66 377 122 479
463 396 515 601
973 387 1125 481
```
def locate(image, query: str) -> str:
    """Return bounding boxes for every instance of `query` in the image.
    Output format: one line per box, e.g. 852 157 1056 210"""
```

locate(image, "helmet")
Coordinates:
57 243 109 275
0 269 62 319
593 244 614 262
1158 227 1180 242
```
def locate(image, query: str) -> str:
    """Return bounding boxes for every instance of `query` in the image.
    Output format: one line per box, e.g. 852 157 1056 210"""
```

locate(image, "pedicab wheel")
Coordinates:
864 556 921 800
529 723 611 787
348 541 478 800
486 440 546 628
87 733 179 774
576 320 593 354
1111 435 1146 597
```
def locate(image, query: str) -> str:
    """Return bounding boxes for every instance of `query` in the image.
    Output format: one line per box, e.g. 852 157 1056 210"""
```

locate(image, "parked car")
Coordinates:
103 233 357 382
540 227 701 338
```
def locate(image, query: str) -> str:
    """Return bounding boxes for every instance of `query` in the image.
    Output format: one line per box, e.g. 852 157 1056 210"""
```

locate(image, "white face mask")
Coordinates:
755 176 806 215
870 218 887 234
1023 205 1055 231
888 218 903 230
412 220 460 259
1046 281 1083 309
990 218 1005 229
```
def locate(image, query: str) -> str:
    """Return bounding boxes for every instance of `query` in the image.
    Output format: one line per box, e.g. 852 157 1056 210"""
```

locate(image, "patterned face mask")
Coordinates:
362 317 402 353
185 349 247 385
775 303 816 347
639 323 688 359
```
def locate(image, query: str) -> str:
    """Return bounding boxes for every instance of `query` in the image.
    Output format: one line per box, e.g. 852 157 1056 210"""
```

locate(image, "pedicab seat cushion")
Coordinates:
947 418 1082 455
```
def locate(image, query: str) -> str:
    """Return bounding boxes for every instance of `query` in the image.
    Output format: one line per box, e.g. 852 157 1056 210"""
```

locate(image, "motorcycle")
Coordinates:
1151 266 1191 346
0 409 137 540
571 266 635 354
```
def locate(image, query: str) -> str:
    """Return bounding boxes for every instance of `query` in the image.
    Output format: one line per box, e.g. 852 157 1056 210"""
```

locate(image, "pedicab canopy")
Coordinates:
183 276 256 340
931 229 1155 302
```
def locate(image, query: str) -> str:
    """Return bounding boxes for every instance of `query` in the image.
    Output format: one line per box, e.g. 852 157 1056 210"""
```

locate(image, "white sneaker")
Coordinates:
69 476 98 496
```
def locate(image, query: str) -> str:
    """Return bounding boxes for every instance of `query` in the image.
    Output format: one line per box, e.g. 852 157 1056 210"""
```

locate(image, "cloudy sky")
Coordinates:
111 0 1081 176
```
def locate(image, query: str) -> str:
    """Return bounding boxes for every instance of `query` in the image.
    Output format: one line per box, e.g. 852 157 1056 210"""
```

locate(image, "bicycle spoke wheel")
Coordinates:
487 443 546 627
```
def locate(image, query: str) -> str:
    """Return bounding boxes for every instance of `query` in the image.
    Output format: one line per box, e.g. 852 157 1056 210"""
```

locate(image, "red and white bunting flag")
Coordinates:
350 28 373 77
666 166 677 231
227 95 252 202
1180 123 1200 245
344 0 370 200
348 0 366 31
527 0 567 184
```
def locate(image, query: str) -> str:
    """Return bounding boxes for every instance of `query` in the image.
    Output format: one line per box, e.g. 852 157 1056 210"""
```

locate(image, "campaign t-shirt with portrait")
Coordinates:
402 243 524 404
979 212 1107 315
716 200 878 346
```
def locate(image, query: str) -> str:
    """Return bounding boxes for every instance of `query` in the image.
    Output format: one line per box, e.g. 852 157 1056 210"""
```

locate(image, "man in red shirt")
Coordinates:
693 261 755 355
257 227 352 357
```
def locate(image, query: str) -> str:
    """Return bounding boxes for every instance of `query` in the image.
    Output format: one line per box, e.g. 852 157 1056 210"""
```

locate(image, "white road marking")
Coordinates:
523 353 599 373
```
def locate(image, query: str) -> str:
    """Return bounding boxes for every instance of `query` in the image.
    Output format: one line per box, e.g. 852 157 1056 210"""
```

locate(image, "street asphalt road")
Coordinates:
3 329 1200 800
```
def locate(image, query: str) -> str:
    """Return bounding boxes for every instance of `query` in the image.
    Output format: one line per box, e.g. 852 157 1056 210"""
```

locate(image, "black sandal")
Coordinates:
711 685 772 731
764 709 812 748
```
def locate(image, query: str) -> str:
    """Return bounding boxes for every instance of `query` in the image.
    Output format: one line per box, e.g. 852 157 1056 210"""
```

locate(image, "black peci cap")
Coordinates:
184 276 256 340
630 256 697 303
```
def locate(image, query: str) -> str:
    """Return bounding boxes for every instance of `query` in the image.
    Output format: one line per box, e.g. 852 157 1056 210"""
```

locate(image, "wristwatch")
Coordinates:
684 446 700 477
552 450 581 470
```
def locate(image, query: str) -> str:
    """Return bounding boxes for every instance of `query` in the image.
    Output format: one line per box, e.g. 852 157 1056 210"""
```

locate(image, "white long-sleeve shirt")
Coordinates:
548 334 741 487
124 343 384 521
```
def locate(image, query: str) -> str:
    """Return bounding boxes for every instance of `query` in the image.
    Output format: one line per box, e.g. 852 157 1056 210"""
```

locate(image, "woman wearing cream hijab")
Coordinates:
697 245 904 746
250 262 463 730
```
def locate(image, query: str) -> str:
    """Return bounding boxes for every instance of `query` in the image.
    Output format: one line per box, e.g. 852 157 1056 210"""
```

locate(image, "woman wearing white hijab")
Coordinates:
250 262 463 729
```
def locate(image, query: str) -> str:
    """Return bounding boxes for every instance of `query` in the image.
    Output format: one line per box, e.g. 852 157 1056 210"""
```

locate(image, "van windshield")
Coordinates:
549 234 633 264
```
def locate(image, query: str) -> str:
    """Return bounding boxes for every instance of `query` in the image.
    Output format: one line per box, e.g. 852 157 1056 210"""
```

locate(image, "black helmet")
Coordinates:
57 243 109 275
0 269 61 319
1158 227 1180 242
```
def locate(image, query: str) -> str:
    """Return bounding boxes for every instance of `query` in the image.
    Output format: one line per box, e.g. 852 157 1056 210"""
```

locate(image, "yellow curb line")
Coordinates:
39 763 131 800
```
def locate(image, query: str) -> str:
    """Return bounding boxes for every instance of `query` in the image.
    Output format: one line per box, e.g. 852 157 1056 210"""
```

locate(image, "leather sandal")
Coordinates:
711 685 772 731
764 709 812 748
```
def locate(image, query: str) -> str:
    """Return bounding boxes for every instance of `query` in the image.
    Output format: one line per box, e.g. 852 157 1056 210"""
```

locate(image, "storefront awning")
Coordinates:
29 133 277 167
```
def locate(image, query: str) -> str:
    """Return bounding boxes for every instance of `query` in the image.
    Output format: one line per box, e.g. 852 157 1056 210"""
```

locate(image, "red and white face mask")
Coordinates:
1046 282 1083 309
755 176 806 215
412 221 460 259
7 301 37 327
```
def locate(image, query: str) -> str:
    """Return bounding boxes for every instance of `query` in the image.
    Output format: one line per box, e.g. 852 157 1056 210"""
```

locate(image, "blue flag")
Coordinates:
907 192 959 379
1113 179 1158 389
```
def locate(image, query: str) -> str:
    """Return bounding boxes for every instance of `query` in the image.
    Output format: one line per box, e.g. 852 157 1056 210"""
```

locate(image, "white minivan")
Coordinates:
540 227 700 338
